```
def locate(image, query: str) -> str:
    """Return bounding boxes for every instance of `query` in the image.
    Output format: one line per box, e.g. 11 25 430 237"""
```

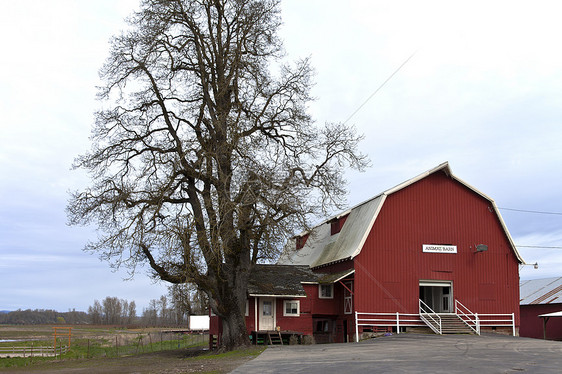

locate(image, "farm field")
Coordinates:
0 325 263 373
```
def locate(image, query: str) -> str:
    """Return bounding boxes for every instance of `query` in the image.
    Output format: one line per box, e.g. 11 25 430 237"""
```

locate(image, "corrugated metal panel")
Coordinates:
520 277 562 305
312 196 382 267
354 171 520 323
278 196 383 267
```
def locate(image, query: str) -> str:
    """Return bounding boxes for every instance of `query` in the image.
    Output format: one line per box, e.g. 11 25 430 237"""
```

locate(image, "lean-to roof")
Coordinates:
247 264 353 297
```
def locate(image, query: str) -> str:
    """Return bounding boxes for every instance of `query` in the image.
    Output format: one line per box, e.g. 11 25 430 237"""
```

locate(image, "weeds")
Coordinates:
0 331 209 368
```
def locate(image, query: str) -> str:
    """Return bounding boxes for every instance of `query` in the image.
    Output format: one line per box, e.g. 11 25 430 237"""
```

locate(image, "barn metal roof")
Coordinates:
520 277 562 305
278 162 524 268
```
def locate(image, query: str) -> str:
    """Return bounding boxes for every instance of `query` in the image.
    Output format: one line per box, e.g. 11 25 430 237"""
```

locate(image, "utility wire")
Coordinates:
516 245 562 249
498 207 562 216
498 208 562 249
343 50 418 125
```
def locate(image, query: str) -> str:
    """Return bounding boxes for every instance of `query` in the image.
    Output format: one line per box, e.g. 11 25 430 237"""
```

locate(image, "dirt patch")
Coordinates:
5 347 263 374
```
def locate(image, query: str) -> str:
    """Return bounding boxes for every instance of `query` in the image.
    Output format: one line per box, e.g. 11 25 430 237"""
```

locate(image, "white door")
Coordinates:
259 298 275 331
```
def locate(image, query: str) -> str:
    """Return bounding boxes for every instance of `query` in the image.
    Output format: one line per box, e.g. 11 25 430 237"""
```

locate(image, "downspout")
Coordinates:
254 298 258 331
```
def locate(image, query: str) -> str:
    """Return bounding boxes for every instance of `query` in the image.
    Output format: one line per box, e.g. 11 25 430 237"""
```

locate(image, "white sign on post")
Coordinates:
422 244 457 254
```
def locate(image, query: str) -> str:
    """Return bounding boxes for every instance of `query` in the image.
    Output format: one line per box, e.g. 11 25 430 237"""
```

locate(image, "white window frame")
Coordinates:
319 284 334 299
283 300 300 316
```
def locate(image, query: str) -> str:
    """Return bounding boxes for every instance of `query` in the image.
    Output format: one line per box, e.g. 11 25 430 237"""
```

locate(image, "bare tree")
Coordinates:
88 300 103 325
127 300 137 325
102 297 123 325
68 0 367 349
159 295 172 326
169 283 191 325
142 299 159 326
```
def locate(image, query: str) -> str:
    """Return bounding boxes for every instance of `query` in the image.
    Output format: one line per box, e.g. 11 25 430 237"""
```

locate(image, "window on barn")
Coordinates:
319 284 334 299
330 215 348 235
283 300 300 316
296 233 309 250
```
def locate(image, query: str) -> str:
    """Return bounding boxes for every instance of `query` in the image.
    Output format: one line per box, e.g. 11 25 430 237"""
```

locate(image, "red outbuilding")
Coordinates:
210 162 524 345
520 277 562 340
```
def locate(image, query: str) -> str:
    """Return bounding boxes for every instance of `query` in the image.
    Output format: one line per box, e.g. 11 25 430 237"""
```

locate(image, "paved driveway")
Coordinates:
231 333 562 373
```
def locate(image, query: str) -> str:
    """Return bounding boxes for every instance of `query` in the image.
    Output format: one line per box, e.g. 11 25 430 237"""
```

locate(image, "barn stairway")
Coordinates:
423 314 475 334
267 331 284 345
441 314 475 334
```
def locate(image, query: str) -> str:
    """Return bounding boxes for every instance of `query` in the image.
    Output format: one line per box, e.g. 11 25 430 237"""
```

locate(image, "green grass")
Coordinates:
0 334 209 368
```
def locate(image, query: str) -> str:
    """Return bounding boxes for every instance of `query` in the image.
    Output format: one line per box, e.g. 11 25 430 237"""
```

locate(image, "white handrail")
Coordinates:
419 299 442 334
454 299 480 335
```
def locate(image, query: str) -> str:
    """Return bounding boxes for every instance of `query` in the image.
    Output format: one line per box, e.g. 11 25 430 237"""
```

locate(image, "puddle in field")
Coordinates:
0 339 18 342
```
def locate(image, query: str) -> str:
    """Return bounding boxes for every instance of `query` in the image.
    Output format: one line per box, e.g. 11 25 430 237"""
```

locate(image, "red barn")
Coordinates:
520 277 562 340
209 162 524 345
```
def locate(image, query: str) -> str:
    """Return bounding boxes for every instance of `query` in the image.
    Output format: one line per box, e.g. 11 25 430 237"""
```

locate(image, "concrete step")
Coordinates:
422 314 475 334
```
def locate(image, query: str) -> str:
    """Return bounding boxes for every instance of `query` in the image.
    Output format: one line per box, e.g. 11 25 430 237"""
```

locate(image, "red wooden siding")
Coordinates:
354 171 520 325
296 233 310 250
520 304 562 340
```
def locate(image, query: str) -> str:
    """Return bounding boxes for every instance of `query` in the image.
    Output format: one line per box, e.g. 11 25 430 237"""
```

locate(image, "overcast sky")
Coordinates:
1 0 562 313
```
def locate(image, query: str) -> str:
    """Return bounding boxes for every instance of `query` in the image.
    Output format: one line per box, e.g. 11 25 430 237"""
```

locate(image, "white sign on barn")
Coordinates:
422 244 457 254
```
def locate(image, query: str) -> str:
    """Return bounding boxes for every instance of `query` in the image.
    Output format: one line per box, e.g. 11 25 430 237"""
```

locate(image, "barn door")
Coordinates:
419 281 452 313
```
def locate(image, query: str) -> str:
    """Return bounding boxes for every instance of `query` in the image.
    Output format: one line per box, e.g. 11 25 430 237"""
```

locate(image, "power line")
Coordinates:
343 50 417 125
498 207 562 216
516 245 562 249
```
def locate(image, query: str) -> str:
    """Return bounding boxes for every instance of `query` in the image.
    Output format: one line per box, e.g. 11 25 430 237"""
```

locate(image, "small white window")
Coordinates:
283 300 300 316
245 299 249 316
319 284 334 299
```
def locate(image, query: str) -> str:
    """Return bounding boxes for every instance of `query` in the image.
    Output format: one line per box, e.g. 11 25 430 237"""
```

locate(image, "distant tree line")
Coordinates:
0 309 88 325
0 284 208 326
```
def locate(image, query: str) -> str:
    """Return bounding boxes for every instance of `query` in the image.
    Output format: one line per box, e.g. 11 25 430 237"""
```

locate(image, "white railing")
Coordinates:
455 299 516 336
354 312 426 342
355 302 516 342
419 299 442 334
478 313 516 336
454 299 480 335
0 345 68 358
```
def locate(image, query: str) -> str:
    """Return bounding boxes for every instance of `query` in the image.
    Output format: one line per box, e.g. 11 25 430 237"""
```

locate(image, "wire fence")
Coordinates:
0 331 209 360
81 331 209 359
0 344 68 358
